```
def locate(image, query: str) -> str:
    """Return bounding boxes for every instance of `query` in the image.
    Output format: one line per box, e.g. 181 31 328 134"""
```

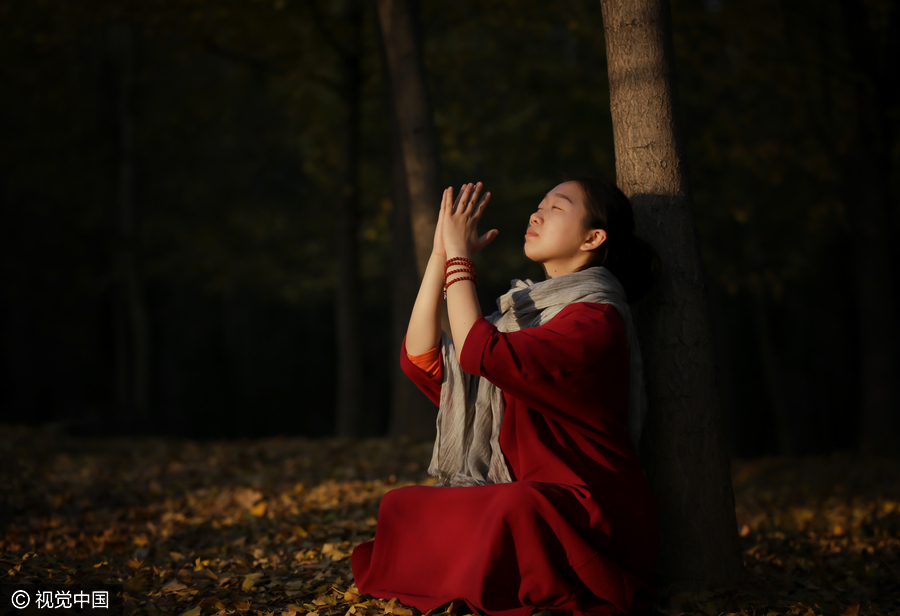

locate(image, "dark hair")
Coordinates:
564 175 661 303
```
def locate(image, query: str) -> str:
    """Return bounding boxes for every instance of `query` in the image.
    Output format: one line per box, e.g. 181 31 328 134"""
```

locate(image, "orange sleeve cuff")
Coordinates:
407 346 441 378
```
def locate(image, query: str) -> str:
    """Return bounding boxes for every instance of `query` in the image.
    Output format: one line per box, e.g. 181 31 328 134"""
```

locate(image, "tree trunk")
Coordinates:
387 100 436 441
109 23 151 430
334 0 365 437
600 0 746 584
377 0 444 439
375 0 441 280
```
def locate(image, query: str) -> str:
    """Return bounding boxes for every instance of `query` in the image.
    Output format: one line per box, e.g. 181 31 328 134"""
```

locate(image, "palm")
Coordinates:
433 185 472 257
441 182 498 256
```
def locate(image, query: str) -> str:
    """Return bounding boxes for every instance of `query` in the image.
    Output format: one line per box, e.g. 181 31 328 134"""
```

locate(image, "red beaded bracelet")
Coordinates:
444 257 474 274
444 275 476 298
445 267 477 282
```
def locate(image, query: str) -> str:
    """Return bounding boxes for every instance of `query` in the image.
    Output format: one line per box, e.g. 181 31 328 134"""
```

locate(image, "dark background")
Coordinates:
1 0 897 456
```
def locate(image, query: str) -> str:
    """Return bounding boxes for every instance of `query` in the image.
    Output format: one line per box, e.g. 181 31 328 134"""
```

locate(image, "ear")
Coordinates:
581 228 607 251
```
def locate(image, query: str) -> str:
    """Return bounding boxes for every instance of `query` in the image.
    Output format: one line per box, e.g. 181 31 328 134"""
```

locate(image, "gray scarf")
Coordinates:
427 266 647 487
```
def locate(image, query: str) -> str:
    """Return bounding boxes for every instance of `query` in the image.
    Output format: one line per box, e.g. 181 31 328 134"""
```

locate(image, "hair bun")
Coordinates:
565 174 661 303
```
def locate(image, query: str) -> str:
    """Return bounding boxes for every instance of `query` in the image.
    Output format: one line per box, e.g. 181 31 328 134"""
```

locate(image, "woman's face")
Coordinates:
524 181 606 278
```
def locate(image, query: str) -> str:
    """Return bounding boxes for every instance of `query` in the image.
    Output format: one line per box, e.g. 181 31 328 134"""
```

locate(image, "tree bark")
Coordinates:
375 0 441 280
333 0 365 437
387 99 436 441
377 0 444 439
600 0 746 584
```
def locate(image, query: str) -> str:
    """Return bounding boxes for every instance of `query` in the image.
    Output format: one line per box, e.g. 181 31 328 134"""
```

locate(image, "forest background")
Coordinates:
1 0 898 458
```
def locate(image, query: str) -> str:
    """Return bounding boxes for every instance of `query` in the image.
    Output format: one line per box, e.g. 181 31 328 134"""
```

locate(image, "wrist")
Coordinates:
442 256 477 299
444 246 472 260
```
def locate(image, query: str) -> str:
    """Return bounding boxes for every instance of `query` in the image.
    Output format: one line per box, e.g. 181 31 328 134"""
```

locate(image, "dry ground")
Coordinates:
1 425 898 616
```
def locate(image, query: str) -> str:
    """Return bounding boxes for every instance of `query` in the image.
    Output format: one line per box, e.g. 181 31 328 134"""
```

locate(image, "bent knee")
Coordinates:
490 480 548 513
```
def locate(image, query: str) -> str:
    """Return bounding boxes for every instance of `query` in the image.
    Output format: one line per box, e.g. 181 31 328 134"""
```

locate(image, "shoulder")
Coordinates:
546 302 624 335
529 302 626 362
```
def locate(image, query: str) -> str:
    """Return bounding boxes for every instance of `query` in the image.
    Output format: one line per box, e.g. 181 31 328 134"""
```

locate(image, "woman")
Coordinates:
351 178 660 616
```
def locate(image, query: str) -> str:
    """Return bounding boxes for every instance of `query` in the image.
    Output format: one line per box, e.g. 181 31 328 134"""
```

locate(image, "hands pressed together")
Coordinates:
433 182 499 260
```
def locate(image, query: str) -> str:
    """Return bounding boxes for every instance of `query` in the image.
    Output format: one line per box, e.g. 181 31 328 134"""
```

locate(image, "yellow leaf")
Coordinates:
242 573 262 591
384 599 412 616
126 559 144 571
163 579 188 592
840 606 860 616
181 607 202 616
250 502 268 517
194 568 218 580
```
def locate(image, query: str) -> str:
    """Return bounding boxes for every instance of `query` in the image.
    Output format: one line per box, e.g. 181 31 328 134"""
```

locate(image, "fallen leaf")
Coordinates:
199 597 225 614
163 579 189 592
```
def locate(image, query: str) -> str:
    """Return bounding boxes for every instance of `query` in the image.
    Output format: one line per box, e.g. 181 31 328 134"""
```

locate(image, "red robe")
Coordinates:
351 302 658 616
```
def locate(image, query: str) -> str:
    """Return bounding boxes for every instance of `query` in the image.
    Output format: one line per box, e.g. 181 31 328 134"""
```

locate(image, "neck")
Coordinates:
541 257 589 279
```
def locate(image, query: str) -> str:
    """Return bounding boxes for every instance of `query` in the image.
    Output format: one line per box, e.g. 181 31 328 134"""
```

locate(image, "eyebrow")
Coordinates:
544 192 573 204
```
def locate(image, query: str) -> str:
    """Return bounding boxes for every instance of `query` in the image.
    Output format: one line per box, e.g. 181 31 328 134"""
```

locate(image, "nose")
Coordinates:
529 210 541 226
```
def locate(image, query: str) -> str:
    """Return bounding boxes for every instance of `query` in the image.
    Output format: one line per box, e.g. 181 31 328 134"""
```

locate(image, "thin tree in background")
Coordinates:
600 0 746 583
311 0 366 437
109 23 151 429
377 0 443 440
375 0 441 279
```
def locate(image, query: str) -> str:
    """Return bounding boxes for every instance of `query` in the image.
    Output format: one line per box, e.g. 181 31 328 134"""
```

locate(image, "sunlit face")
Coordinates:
523 181 607 278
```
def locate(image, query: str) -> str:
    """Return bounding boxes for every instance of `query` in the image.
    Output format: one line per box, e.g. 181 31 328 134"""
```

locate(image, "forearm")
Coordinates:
405 252 446 356
445 251 482 362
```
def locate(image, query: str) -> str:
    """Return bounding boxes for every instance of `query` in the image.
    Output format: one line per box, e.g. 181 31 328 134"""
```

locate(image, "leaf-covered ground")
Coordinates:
1 426 898 616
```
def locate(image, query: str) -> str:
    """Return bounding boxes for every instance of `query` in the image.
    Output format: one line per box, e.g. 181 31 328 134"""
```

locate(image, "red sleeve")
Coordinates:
400 335 443 407
458 303 629 432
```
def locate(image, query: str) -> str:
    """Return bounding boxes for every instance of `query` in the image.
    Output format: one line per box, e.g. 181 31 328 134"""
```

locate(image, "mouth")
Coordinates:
525 228 538 238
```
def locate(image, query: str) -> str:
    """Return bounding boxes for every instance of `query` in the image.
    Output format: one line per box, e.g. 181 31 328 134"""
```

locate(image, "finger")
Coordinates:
477 229 499 250
460 183 473 213
468 182 483 214
452 184 468 210
475 191 491 215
